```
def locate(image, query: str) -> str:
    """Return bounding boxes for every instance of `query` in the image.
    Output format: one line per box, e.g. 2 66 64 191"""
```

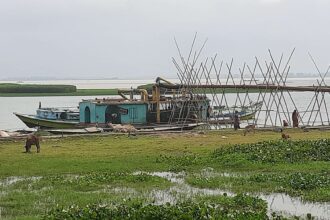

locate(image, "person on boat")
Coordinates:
292 110 299 128
233 111 240 130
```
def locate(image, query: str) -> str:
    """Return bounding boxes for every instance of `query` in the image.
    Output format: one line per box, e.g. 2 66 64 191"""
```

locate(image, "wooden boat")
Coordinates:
210 101 262 124
14 113 79 129
46 127 103 134
14 106 80 129
136 123 203 132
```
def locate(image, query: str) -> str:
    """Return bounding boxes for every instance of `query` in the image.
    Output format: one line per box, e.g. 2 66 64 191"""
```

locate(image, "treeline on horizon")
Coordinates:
0 83 77 93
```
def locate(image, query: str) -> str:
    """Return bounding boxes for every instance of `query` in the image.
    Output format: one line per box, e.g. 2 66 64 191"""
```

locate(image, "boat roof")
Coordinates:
81 98 148 105
37 107 79 112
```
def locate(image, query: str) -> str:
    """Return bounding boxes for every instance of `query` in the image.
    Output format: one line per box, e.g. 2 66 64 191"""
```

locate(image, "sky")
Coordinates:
0 0 330 80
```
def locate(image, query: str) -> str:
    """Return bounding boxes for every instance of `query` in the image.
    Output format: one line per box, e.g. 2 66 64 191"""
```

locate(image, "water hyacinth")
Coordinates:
212 139 330 163
44 194 268 220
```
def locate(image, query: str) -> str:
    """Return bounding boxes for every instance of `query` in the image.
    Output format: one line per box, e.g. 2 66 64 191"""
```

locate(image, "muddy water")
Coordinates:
146 171 330 219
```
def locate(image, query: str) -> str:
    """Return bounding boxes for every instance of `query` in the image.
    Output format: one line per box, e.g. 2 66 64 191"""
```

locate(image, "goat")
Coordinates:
243 124 256 136
281 133 290 140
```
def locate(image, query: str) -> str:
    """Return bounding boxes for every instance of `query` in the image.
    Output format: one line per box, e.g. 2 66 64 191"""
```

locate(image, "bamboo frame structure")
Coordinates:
167 36 330 129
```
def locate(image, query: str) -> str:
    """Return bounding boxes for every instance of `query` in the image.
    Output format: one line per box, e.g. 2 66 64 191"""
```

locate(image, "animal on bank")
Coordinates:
24 134 41 153
281 132 290 140
243 124 256 136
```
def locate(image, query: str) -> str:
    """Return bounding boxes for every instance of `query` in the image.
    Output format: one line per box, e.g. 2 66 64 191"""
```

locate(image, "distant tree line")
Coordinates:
0 83 77 93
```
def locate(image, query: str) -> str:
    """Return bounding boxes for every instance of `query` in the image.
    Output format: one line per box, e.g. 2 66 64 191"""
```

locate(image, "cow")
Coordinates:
24 134 41 153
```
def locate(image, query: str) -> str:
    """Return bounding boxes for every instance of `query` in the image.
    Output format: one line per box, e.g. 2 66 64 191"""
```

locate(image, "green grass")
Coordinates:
0 129 329 219
0 89 119 97
0 83 76 94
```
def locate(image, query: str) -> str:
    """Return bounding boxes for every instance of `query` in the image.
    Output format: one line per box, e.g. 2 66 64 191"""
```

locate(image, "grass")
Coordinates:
0 89 119 97
0 83 76 94
0 129 329 219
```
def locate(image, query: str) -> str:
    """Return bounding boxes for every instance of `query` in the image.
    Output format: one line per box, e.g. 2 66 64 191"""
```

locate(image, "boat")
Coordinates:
14 78 211 130
14 107 80 129
210 101 262 124
46 127 103 134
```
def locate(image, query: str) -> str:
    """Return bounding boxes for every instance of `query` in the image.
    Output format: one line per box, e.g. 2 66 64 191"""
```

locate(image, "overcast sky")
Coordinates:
0 0 330 80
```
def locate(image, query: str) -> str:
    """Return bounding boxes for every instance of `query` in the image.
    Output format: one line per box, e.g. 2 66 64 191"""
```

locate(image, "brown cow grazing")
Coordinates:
25 134 41 153
281 132 290 140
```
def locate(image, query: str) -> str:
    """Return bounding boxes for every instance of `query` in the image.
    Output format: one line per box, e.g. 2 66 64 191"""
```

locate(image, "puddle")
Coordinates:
0 176 42 187
105 186 139 196
0 176 25 186
147 171 233 205
200 167 241 178
145 171 330 219
260 193 330 219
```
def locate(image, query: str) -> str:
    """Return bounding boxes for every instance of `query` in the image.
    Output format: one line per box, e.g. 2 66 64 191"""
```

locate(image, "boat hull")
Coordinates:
209 111 256 124
14 113 79 129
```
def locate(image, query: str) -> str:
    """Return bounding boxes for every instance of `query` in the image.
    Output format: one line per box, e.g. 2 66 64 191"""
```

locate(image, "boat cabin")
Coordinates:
36 108 79 121
79 98 148 125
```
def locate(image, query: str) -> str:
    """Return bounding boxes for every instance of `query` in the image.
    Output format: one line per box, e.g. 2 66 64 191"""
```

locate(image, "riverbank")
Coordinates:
0 88 119 97
0 129 329 219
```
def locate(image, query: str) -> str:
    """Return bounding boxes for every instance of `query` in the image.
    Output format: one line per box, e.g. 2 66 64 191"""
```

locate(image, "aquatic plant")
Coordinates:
156 153 204 171
44 194 268 220
212 139 330 163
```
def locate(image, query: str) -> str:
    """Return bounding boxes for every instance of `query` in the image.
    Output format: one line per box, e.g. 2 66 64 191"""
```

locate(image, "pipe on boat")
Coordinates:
117 89 149 101
155 77 175 85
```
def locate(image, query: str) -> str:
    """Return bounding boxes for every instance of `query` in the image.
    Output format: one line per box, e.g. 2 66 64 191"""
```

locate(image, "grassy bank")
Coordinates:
0 129 329 219
0 89 119 97
0 83 76 93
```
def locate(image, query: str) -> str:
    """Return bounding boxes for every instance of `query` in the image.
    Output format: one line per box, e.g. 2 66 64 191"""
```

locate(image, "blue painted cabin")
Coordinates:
79 99 147 125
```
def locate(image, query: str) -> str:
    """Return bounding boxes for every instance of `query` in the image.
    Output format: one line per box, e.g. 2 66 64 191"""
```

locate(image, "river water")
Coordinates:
0 78 329 130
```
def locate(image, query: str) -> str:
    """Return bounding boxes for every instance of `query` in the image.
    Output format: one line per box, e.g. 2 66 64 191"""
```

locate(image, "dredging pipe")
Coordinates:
117 89 149 101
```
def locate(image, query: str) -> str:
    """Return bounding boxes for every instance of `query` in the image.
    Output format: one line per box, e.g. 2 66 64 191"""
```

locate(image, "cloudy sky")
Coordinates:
0 0 329 79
